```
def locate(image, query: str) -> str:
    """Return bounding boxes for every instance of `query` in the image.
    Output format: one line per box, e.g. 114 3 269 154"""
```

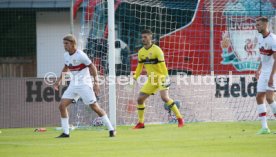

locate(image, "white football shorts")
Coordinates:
62 85 97 105
257 72 276 92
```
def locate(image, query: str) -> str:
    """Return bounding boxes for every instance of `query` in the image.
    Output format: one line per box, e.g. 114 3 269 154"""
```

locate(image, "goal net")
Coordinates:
74 0 276 126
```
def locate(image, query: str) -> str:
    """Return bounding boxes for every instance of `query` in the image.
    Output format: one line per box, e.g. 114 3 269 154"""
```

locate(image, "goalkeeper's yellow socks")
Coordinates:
137 104 145 123
166 99 182 119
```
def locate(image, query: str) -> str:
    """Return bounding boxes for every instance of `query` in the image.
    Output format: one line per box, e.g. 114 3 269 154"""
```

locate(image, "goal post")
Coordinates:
107 0 117 128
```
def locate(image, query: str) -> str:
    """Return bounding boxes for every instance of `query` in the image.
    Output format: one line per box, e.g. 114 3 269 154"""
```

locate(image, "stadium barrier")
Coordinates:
1 75 272 128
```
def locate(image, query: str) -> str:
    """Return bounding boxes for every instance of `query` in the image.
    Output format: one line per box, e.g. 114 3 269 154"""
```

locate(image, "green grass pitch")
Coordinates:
0 122 276 157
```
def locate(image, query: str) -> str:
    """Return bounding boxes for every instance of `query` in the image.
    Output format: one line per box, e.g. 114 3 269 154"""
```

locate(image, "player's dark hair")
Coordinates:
141 29 153 35
256 16 269 23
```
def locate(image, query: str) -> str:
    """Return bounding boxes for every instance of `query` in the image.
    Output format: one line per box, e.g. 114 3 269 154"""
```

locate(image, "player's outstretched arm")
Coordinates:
54 65 69 91
133 63 143 80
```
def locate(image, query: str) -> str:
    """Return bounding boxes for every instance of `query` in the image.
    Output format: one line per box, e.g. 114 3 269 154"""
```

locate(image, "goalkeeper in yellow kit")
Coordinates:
133 30 184 129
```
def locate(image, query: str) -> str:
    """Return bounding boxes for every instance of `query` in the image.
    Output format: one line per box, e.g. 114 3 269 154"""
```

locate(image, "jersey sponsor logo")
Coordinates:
139 58 163 64
259 47 274 56
68 63 87 71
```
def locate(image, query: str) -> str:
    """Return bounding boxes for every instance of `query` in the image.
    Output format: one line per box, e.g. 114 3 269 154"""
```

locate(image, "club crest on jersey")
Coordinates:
265 43 269 49
148 52 153 58
73 59 78 65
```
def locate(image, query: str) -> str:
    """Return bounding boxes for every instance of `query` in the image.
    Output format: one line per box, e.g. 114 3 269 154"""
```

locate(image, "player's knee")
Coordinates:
161 96 170 103
59 103 66 111
137 97 145 104
256 93 264 101
266 97 274 104
162 98 170 103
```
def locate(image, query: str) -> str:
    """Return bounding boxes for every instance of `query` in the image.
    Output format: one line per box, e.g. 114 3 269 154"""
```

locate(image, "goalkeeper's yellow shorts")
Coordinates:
140 80 169 95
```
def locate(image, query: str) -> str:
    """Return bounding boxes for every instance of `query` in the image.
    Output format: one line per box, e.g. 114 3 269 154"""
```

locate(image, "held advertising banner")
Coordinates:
0 75 270 128
0 78 62 128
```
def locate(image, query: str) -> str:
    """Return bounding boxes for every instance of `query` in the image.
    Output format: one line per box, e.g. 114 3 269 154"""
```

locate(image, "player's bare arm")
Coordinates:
88 63 100 96
54 65 69 91
255 62 262 80
268 53 276 87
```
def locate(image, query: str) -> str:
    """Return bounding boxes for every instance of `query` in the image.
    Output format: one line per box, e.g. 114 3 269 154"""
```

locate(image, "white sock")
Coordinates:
257 104 268 129
269 101 276 117
61 117 69 134
101 115 114 131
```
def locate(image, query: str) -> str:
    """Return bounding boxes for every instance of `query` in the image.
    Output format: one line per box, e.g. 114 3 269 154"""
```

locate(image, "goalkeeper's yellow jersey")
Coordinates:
134 44 168 83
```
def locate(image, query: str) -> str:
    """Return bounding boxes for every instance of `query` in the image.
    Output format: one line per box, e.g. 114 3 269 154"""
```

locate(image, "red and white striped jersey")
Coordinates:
64 49 92 87
258 32 276 73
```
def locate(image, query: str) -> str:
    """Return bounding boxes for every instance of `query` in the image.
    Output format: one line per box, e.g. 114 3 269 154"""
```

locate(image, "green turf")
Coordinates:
0 121 276 157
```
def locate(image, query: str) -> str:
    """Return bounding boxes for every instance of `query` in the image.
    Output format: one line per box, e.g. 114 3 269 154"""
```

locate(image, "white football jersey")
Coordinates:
64 49 92 87
258 32 276 73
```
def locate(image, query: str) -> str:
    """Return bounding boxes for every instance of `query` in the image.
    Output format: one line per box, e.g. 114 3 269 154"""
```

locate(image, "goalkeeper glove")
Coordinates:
133 73 138 81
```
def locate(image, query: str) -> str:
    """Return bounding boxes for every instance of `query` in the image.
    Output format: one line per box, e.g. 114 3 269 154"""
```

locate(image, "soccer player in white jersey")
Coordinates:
255 17 276 134
54 34 115 138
